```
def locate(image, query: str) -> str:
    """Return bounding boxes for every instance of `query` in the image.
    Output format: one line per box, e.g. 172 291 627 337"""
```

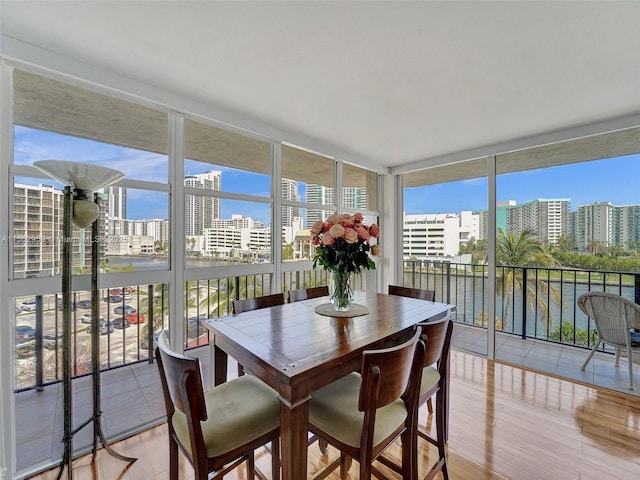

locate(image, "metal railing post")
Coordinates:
521 268 527 339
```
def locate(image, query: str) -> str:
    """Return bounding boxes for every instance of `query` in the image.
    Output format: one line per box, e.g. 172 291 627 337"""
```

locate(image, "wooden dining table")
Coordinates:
204 290 452 480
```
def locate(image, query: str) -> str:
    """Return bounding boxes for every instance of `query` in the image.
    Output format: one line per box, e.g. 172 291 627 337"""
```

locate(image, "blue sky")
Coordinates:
404 154 640 215
14 126 640 222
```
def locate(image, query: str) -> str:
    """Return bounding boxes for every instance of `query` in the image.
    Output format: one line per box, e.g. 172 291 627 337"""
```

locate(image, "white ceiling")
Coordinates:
2 1 640 172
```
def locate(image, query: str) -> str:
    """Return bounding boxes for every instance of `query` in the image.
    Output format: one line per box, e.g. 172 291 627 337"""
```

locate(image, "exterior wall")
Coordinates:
506 198 570 245
403 212 479 258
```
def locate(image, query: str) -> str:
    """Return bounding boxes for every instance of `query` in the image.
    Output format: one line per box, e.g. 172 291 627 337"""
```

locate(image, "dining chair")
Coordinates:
287 285 329 303
578 291 640 390
388 284 437 415
232 292 285 314
155 331 281 480
231 293 286 377
417 313 453 479
378 313 452 480
307 327 426 480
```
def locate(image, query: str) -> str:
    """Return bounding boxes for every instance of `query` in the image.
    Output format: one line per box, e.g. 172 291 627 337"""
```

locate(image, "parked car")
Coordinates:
104 294 122 303
15 325 36 342
43 331 64 349
16 340 35 358
56 298 77 311
20 300 37 312
81 313 105 324
77 299 92 309
123 312 145 324
112 317 130 329
87 320 114 335
109 288 132 300
114 305 136 315
15 306 22 314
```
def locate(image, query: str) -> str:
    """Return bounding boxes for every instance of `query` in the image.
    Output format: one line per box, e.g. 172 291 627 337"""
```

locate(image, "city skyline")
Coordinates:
14 126 640 223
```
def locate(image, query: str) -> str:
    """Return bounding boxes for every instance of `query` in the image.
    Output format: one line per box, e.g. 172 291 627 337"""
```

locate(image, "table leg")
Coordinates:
213 345 228 386
278 395 310 480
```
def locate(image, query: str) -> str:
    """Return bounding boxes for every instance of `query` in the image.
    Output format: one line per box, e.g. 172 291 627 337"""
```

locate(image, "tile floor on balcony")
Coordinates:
453 323 640 395
13 323 640 478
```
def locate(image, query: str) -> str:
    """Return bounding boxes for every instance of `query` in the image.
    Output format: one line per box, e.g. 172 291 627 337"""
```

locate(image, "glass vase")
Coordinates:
329 270 354 311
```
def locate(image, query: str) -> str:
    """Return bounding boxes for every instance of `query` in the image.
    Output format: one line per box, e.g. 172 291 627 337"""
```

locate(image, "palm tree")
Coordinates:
198 276 266 318
496 228 564 332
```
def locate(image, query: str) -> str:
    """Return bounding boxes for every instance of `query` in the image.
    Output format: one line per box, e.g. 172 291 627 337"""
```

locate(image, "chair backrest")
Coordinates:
288 286 329 303
155 331 207 459
232 293 285 314
388 284 435 302
577 291 640 347
418 308 453 369
358 327 425 412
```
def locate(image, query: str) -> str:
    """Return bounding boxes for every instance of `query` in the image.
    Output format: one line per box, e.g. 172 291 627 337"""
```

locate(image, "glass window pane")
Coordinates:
185 198 271 267
184 119 272 196
342 163 377 211
282 144 335 207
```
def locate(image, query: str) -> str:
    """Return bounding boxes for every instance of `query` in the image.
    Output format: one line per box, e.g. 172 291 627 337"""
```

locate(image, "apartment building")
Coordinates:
403 211 479 258
506 198 570 246
184 171 222 235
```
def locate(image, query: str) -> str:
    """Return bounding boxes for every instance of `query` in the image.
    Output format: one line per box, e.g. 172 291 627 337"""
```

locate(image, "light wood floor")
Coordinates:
27 350 640 480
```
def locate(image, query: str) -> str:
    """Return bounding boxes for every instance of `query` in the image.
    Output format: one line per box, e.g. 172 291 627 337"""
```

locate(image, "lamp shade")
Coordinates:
34 160 124 191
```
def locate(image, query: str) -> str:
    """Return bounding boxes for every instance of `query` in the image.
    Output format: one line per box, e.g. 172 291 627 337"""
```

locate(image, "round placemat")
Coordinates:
315 303 370 318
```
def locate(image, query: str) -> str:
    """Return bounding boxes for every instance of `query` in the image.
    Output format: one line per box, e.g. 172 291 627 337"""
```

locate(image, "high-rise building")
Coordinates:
306 184 334 228
184 171 221 235
12 183 108 278
342 186 368 211
105 185 126 219
575 201 616 251
506 198 570 245
282 179 301 227
305 184 367 227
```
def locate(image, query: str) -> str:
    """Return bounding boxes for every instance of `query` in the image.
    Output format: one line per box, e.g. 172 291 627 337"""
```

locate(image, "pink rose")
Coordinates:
356 226 371 241
353 213 364 225
326 214 341 225
310 220 324 236
322 233 335 246
328 223 345 238
370 244 381 256
369 223 380 238
311 236 320 246
344 227 358 244
340 214 354 227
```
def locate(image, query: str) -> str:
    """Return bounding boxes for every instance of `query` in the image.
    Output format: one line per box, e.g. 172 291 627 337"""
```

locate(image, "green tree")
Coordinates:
199 276 266 318
459 238 487 265
282 242 294 260
496 228 564 331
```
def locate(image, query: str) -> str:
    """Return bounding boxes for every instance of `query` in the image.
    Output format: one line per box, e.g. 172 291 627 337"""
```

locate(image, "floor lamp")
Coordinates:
34 161 137 479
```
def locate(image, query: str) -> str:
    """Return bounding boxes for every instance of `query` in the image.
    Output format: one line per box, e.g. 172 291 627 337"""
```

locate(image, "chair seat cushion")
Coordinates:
309 372 408 449
171 374 280 458
420 365 441 397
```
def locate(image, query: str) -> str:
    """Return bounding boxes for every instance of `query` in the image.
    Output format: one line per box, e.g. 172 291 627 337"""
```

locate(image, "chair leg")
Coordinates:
627 345 635 390
319 438 328 455
426 396 433 415
436 392 449 480
247 452 255 478
581 341 601 371
340 453 353 479
271 439 280 480
169 435 179 480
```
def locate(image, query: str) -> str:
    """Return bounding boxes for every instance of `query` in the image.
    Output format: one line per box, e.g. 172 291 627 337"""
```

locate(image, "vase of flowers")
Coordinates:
311 213 381 311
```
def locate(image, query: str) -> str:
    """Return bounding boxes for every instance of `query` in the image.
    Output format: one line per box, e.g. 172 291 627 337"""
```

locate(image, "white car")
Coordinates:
20 300 37 312
81 313 105 324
